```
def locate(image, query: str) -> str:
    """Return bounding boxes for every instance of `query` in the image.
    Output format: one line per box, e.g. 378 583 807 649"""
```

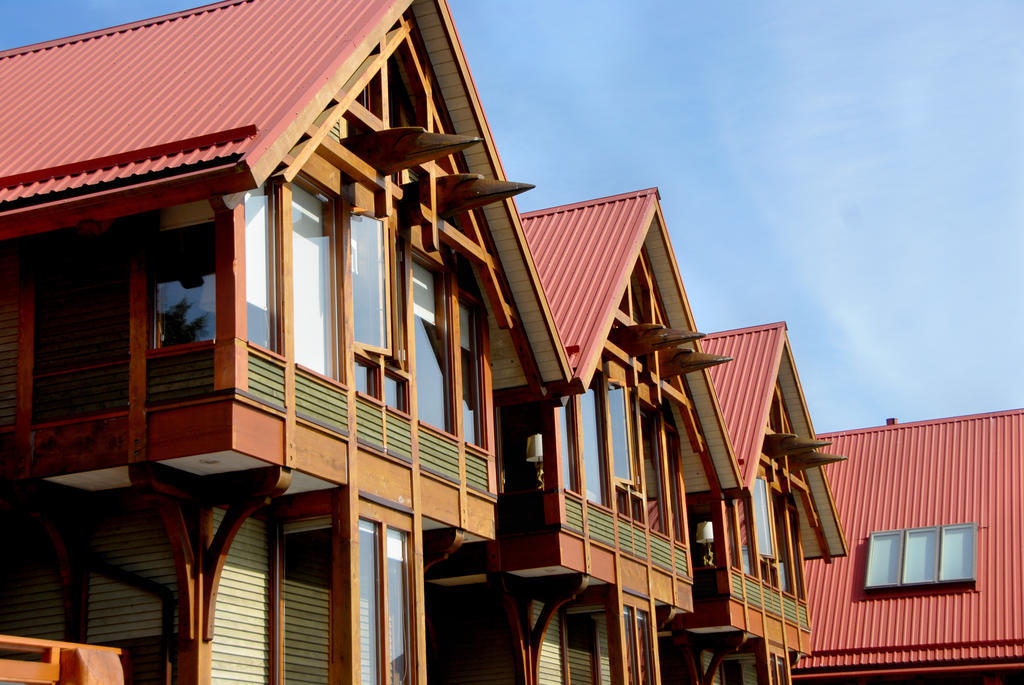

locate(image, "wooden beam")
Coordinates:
342 127 481 174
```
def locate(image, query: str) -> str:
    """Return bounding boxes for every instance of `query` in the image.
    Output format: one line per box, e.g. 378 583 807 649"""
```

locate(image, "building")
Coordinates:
0 0 570 682
672 322 846 684
794 409 1024 685
0 2 851 685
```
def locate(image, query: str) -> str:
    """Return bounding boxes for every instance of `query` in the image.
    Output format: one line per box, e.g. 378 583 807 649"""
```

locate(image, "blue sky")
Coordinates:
3 1 1022 431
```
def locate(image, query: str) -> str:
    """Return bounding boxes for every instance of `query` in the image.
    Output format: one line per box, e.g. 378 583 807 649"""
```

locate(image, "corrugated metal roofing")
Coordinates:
521 188 658 379
0 0 400 205
799 409 1024 672
703 322 786 485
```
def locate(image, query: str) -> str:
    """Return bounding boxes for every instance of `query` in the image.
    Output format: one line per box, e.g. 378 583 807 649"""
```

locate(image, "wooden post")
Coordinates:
212 198 248 392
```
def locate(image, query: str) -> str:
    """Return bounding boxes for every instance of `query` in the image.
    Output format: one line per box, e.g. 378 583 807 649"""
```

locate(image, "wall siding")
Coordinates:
212 513 269 684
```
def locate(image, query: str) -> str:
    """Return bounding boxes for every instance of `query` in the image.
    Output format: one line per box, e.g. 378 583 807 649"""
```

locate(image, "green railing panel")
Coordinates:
384 411 412 459
419 428 460 481
147 349 214 405
799 603 810 628
744 577 762 608
649 535 673 570
731 570 745 599
587 506 615 547
465 451 489 491
295 372 348 433
674 544 689 577
565 497 584 533
248 354 285 407
783 596 799 623
632 525 649 559
355 397 384 448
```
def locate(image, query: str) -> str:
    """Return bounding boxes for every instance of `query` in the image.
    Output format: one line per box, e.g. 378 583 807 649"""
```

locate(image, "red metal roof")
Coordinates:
702 322 787 486
521 188 658 379
0 0 398 206
799 409 1024 673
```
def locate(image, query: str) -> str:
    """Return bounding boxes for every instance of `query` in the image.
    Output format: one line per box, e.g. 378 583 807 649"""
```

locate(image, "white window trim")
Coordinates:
864 523 977 589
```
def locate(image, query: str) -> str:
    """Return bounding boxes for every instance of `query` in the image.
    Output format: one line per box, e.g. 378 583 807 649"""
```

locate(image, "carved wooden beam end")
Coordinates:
789 452 847 470
342 126 482 173
659 350 732 376
609 323 706 356
435 173 534 218
762 433 833 458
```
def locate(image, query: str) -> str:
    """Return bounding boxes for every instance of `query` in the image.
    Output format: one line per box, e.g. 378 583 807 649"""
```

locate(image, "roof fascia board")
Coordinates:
245 0 414 185
0 162 252 240
414 0 571 385
778 335 848 557
575 197 659 390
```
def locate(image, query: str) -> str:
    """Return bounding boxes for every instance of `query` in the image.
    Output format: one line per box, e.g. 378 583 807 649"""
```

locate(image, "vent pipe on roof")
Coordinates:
886 417 898 425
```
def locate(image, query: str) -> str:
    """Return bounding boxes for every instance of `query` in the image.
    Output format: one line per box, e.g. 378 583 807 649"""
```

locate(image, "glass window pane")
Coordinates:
245 188 274 349
359 520 380 685
608 385 630 482
866 531 902 586
385 375 405 412
154 223 216 347
292 186 333 376
558 405 577 491
903 528 937 584
580 389 606 505
412 263 447 430
636 610 654 685
351 214 387 348
940 525 975 581
387 530 410 685
753 479 774 558
459 303 479 445
623 607 638 685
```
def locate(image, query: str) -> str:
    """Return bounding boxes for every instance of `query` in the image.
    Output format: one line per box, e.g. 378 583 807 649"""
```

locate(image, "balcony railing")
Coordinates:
0 634 125 684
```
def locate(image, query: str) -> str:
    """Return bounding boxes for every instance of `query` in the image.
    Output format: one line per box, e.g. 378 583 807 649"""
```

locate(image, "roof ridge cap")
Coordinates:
705 321 788 339
820 407 1024 437
521 187 658 219
0 0 250 60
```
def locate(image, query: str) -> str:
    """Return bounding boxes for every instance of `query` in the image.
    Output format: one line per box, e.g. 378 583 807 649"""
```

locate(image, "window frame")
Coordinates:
290 179 340 379
244 183 281 352
152 221 218 348
349 210 393 357
358 516 414 685
864 523 978 589
411 258 451 433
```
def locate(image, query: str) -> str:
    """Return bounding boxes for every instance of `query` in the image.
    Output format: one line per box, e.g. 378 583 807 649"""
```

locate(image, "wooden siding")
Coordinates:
438 590 516 685
0 246 17 426
536 603 563 685
247 353 285 408
35 282 128 375
211 512 269 684
565 616 593 685
595 615 611 685
33 364 129 422
419 427 459 481
295 370 348 433
87 510 177 644
384 410 412 460
87 509 176 685
0 558 65 641
355 397 385 449
743 577 762 608
147 349 215 405
283 529 330 683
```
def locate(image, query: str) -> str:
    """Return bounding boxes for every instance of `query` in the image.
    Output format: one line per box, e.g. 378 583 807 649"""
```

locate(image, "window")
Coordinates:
412 262 448 430
665 425 687 543
752 478 774 558
580 388 607 506
640 412 665 533
351 214 388 350
607 384 631 482
459 301 481 445
623 606 654 685
865 523 977 588
282 523 330 682
245 185 277 350
558 403 578 492
292 185 335 376
154 222 216 346
359 519 412 684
